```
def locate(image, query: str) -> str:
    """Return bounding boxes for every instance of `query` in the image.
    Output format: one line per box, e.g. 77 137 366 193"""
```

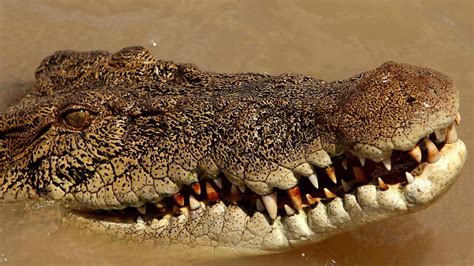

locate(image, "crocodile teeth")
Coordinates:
191 182 201 195
155 202 166 212
238 185 246 193
423 137 440 163
284 204 295 216
341 179 351 192
180 207 190 218
352 166 367 183
213 177 223 189
306 194 320 205
455 112 461 125
408 144 422 163
358 157 366 167
287 186 303 210
137 205 146 215
377 177 389 191
173 192 185 207
256 198 265 212
205 182 220 202
341 158 348 170
382 158 392 171
405 172 415 184
308 174 319 189
325 166 337 184
435 129 446 143
136 216 145 224
262 192 278 219
446 124 458 144
324 188 337 199
189 195 200 210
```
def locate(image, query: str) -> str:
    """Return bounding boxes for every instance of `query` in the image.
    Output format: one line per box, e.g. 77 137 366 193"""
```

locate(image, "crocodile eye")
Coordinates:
62 109 91 129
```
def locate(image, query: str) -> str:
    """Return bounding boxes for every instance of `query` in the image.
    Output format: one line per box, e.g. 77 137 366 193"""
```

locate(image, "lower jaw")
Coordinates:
63 140 467 255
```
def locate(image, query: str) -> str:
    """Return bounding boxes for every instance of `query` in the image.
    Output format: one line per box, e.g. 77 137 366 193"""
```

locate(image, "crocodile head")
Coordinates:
0 47 466 256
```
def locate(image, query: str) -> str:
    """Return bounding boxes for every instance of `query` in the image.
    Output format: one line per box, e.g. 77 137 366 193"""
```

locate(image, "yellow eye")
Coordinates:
62 110 91 129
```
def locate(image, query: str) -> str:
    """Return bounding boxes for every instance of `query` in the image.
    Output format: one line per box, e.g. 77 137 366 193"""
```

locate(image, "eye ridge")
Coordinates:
61 109 92 130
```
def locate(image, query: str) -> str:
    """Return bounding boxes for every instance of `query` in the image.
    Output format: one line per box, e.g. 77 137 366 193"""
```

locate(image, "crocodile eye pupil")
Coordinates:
63 110 90 129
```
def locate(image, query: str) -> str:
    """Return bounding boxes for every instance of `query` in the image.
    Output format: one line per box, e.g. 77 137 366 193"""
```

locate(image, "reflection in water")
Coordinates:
0 0 473 265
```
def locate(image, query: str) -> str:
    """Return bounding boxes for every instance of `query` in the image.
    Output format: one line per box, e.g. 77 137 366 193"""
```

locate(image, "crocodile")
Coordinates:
0 46 467 256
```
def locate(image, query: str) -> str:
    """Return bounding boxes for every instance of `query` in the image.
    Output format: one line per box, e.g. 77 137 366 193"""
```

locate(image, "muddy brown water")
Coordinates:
0 0 473 265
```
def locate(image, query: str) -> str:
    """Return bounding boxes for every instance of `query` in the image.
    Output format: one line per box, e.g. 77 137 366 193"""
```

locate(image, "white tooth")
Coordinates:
446 124 458 144
382 158 392 171
136 216 145 224
455 112 461 125
213 178 223 189
308 174 319 189
256 198 265 212
137 205 146 215
341 179 351 192
238 185 246 193
284 204 295 216
262 192 278 219
435 129 446 143
359 157 366 167
341 158 348 170
405 172 415 184
189 195 200 210
154 202 166 212
180 207 190 218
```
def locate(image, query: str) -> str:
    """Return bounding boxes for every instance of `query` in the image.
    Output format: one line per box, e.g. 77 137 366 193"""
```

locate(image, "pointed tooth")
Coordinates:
284 204 295 216
325 166 337 184
341 158 348 170
446 124 458 144
341 179 351 192
382 158 392 171
423 137 440 163
205 182 220 203
358 157 366 167
435 129 446 143
137 205 146 215
261 191 278 219
377 177 389 191
173 192 185 207
352 166 367 183
405 172 415 184
305 194 320 205
287 186 303 210
238 185 246 193
256 198 265 212
323 188 337 199
180 207 190 218
308 174 319 189
136 216 145 224
155 202 166 212
408 144 422 163
230 184 240 203
189 195 200 210
191 182 201 195
213 177 223 189
455 112 461 125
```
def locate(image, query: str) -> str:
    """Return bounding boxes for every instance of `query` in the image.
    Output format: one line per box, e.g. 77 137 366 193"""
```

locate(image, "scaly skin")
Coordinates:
0 47 467 256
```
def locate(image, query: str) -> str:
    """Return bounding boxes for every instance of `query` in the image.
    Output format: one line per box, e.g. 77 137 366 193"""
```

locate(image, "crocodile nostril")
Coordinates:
406 96 416 103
